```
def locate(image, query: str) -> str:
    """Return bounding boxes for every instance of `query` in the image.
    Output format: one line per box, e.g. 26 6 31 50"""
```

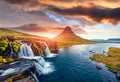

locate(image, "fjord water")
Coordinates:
39 43 120 82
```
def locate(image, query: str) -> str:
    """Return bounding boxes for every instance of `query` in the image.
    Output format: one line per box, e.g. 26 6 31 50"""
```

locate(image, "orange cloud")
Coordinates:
35 0 120 8
4 0 120 24
5 0 120 9
50 5 120 24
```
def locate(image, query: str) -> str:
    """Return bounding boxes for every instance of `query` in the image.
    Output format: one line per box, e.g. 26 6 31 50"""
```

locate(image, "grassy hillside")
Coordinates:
0 28 93 49
0 28 49 40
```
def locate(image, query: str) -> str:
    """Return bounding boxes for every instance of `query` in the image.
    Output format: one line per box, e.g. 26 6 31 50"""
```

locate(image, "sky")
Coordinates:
0 0 120 39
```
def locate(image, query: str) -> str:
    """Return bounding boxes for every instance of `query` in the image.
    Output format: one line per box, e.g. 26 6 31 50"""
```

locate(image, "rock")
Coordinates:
3 76 35 82
112 68 120 73
0 60 35 81
14 76 35 82
117 71 120 79
96 64 102 69
89 51 92 52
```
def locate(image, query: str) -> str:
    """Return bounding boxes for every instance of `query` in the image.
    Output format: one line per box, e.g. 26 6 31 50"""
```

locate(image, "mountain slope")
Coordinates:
0 28 49 40
10 24 47 32
54 26 92 48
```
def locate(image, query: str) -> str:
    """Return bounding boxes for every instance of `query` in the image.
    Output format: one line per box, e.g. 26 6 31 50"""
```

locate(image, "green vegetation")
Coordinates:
0 39 9 51
0 28 50 40
0 56 14 64
12 40 21 53
90 47 120 71
0 28 93 49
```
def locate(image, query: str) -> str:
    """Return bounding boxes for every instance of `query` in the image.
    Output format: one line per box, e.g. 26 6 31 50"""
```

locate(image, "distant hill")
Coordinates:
92 38 120 43
54 26 92 48
9 24 47 33
107 38 120 43
0 28 49 40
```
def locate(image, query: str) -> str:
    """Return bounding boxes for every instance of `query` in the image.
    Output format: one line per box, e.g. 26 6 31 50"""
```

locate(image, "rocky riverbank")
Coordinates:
0 36 57 81
90 47 120 79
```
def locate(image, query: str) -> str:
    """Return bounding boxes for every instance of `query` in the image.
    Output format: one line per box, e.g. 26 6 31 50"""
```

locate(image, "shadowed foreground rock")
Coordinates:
14 76 35 82
0 60 35 82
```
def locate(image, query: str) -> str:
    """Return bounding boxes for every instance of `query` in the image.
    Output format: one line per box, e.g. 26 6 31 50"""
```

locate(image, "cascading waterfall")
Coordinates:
18 43 55 76
34 44 42 56
42 42 57 58
43 42 51 57
10 42 14 53
18 43 34 59
28 69 39 82
9 42 16 58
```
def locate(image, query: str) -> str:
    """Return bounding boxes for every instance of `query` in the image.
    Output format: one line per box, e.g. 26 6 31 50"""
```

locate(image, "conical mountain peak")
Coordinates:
64 26 72 31
62 26 74 34
55 26 85 41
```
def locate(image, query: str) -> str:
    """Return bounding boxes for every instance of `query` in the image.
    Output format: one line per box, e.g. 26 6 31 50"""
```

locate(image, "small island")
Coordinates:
90 47 120 79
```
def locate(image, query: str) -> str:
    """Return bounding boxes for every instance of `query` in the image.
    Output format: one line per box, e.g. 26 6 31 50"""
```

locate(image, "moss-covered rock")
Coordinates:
0 56 14 64
0 39 9 52
12 40 21 53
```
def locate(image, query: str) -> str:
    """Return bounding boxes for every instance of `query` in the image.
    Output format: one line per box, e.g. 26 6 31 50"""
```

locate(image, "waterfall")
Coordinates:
18 43 55 76
18 43 34 59
43 42 51 57
28 69 39 82
9 42 16 58
34 44 42 56
33 56 54 75
10 42 14 54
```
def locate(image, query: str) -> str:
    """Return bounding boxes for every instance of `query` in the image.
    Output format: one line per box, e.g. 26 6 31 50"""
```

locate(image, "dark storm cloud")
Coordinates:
4 0 120 25
50 5 120 24
5 0 31 4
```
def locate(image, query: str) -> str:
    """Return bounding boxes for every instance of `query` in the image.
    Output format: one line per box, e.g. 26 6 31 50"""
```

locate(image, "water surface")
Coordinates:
39 43 120 82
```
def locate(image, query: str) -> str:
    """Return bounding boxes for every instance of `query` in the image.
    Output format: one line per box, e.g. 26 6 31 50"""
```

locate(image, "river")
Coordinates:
39 43 120 82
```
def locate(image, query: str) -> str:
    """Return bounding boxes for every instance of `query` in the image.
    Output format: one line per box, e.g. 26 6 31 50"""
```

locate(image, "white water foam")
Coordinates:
18 43 55 75
46 53 58 58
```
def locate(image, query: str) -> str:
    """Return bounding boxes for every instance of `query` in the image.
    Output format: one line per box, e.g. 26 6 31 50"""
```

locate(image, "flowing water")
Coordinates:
18 43 55 75
44 42 51 57
39 43 120 82
34 43 42 55
0 42 55 81
2 42 120 82
9 42 16 58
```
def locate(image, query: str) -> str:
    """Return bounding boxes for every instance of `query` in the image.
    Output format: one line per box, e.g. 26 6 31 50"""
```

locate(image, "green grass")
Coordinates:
90 47 120 71
0 28 50 40
0 28 93 49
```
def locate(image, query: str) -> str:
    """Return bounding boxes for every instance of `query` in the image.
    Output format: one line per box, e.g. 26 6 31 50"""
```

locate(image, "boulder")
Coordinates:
96 64 102 69
0 60 35 81
117 71 120 79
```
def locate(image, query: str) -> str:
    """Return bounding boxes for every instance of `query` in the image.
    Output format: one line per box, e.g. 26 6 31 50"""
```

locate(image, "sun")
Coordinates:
44 34 56 38
36 33 56 38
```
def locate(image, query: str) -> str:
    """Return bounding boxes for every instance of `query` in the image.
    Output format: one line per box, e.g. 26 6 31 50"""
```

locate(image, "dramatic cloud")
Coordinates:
4 0 120 25
1 0 120 39
50 5 120 24
5 0 30 4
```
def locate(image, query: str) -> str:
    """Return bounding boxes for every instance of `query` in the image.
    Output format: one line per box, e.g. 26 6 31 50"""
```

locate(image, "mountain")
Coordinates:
106 38 120 43
54 26 92 47
92 38 120 43
10 24 47 32
0 28 49 40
